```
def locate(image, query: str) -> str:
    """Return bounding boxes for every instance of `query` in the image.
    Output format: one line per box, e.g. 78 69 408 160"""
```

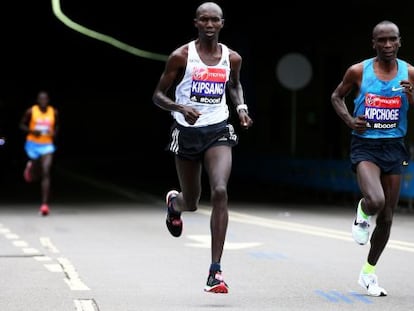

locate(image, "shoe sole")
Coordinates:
39 206 50 216
204 283 229 294
40 210 49 216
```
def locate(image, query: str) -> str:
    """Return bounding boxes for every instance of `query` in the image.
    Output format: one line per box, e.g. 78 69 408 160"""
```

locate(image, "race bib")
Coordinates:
364 93 401 130
189 67 226 104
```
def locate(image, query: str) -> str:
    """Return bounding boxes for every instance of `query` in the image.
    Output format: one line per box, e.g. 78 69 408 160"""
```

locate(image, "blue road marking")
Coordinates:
349 291 373 304
329 291 353 304
315 290 340 303
315 290 374 304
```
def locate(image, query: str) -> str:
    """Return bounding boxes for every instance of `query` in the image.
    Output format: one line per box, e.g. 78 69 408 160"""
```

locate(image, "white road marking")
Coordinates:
13 240 28 247
0 217 94 299
186 234 262 250
60 170 414 254
63 277 90 291
40 237 60 253
22 248 40 255
0 228 11 234
58 257 90 291
5 233 19 239
44 263 64 272
74 299 98 311
34 256 52 262
197 208 414 252
386 244 414 253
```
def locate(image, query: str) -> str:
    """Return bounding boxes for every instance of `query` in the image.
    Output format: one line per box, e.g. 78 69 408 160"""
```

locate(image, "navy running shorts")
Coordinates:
350 135 410 174
167 120 238 161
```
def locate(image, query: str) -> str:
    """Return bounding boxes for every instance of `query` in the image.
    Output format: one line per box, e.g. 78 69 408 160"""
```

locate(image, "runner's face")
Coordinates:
37 93 49 108
194 8 224 39
372 25 401 62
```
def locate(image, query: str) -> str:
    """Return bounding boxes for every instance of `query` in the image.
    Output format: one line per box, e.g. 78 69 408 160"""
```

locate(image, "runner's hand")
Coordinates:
238 111 253 129
352 115 367 134
181 107 202 125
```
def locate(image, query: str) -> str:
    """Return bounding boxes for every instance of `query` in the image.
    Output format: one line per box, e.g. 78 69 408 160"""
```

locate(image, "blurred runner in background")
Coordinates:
19 90 59 216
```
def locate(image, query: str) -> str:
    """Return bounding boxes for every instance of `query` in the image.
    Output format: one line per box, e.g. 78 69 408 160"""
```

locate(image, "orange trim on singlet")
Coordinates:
26 105 56 144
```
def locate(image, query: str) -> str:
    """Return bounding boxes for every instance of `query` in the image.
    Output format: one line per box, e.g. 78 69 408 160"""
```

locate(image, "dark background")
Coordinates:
2 0 414 204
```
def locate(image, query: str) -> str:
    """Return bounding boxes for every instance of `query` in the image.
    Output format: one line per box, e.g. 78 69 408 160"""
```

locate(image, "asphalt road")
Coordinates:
1 182 414 311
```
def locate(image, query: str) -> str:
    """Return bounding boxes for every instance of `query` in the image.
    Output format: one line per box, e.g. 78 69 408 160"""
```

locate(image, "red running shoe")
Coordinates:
204 271 229 294
39 204 49 216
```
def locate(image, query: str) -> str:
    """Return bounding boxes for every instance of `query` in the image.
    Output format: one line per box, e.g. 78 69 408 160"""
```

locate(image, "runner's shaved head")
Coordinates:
372 20 399 38
195 2 223 18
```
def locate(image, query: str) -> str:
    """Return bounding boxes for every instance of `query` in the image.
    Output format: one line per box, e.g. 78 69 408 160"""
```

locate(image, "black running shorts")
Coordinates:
350 135 410 174
167 120 238 160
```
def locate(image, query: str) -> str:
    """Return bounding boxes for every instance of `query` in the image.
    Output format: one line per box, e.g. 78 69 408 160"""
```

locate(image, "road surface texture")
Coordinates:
1 175 414 310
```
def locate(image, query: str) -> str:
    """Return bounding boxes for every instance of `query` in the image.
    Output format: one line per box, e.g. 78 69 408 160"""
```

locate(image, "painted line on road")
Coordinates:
0 224 96 309
13 240 29 247
58 169 414 253
39 237 91 291
44 263 64 273
327 291 353 304
315 290 373 304
40 237 60 253
0 226 91 294
348 291 373 304
74 299 99 311
34 255 52 262
315 290 370 304
0 226 42 256
186 234 262 250
5 233 19 239
22 247 41 255
58 257 90 291
0 228 11 234
197 208 414 253
200 208 352 239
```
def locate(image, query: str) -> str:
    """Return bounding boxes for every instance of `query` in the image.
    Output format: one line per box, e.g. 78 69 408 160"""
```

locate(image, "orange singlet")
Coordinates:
26 105 55 144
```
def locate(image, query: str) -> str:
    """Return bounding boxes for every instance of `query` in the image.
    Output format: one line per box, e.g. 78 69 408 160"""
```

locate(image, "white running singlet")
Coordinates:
173 40 230 127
